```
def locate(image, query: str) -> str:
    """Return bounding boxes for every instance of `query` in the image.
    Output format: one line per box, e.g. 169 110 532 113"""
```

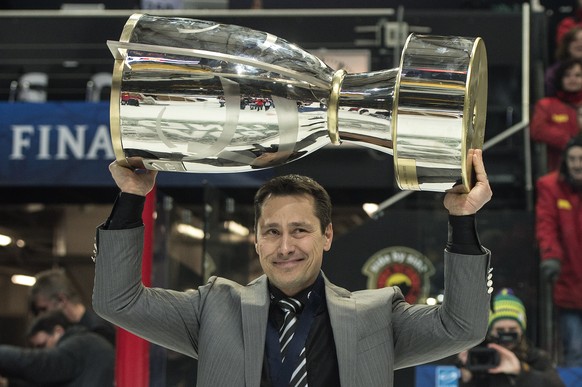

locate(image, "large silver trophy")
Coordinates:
108 14 487 192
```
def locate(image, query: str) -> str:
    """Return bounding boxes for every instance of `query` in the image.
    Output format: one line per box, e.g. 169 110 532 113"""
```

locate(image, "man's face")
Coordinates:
566 146 582 184
29 328 63 349
255 194 333 296
32 294 62 316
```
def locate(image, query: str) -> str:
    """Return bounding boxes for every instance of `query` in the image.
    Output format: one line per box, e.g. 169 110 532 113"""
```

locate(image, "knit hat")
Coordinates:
488 288 527 331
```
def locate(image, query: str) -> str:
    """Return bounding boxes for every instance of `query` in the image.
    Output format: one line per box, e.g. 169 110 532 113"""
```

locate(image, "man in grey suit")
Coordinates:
93 149 493 387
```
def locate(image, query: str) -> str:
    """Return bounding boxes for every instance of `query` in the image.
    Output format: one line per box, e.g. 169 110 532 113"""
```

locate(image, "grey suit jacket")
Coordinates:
93 226 491 387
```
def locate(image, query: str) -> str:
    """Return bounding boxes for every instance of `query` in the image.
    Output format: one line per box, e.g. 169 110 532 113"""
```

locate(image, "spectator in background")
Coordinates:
536 135 582 367
545 27 582 97
556 0 582 45
0 310 114 387
457 288 564 387
30 268 116 346
531 58 582 171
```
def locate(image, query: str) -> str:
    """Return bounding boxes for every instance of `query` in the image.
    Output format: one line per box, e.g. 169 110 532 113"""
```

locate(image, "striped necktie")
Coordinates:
278 297 308 387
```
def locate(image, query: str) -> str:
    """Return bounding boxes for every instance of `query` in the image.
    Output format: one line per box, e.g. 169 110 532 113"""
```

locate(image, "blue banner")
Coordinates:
0 102 270 187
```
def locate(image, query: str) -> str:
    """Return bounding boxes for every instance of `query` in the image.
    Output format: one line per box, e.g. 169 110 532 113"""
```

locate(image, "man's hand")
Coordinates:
444 149 492 215
109 161 158 196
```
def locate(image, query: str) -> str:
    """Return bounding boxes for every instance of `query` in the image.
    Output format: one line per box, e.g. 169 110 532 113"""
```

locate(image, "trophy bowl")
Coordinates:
107 14 487 192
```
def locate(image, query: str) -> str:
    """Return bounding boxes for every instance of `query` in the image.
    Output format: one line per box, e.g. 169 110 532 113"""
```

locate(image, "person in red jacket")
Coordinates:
556 0 582 45
536 134 582 366
545 27 582 97
532 58 582 171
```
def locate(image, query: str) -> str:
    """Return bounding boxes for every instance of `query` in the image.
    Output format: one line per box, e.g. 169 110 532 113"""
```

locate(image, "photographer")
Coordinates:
457 288 564 387
0 310 114 387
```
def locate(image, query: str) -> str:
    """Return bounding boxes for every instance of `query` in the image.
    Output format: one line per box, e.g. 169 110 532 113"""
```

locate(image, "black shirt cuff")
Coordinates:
446 214 484 255
104 192 146 230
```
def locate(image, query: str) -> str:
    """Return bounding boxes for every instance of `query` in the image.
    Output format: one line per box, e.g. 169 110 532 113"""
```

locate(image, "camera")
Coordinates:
466 346 500 372
494 331 519 346
464 331 519 372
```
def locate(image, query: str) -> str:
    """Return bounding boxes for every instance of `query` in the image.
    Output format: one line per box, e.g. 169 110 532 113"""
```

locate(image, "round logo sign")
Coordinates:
361 246 435 304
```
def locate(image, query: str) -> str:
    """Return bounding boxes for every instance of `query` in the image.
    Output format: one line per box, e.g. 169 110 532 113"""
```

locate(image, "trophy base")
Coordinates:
392 34 487 193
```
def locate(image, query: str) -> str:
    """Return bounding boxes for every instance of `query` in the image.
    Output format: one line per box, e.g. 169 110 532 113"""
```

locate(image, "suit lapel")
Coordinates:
325 277 357 387
241 275 270 387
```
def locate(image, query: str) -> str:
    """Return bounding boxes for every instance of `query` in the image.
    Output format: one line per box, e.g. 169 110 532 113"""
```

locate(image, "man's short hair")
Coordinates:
26 310 71 339
30 268 81 315
254 174 332 233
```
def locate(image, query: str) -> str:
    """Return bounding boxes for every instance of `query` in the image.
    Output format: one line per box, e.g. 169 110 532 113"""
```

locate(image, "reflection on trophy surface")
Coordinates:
108 14 487 192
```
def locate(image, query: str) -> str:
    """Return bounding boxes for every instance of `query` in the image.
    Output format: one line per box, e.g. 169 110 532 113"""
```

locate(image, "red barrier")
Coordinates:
115 186 156 387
